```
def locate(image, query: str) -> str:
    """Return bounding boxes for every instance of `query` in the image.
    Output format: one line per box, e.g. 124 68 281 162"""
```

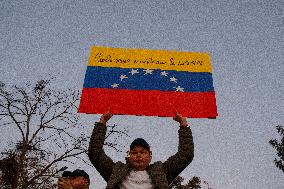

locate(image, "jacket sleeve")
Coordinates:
88 122 115 182
162 126 194 184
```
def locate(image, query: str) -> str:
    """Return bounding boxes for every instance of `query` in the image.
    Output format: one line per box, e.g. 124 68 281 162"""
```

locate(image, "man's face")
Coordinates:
128 145 152 171
71 176 89 189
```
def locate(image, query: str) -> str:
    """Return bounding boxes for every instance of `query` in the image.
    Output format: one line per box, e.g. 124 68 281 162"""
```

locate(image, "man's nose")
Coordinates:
136 153 142 157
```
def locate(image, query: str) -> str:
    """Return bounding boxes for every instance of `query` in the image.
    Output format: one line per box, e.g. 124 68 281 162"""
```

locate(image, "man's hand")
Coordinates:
99 111 113 124
173 112 188 127
72 176 89 189
58 177 73 189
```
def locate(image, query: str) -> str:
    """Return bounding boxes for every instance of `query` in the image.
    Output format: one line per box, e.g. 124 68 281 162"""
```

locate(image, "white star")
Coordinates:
170 77 177 83
129 69 139 75
111 83 119 88
174 86 184 92
160 71 168 76
143 69 154 75
120 74 128 81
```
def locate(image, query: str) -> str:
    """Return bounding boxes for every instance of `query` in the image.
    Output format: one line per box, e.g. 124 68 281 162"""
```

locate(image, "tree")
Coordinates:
169 176 212 189
269 125 284 173
0 79 128 189
0 152 19 188
169 176 184 189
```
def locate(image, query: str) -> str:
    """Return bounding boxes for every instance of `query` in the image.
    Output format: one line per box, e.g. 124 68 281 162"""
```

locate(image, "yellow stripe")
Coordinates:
88 46 212 72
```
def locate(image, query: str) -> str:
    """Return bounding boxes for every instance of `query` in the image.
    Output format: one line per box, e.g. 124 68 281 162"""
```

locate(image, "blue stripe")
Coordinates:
83 66 214 92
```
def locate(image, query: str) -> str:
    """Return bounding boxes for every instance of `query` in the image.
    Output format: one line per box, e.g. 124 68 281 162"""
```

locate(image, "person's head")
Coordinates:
128 138 152 171
72 169 90 189
61 169 90 189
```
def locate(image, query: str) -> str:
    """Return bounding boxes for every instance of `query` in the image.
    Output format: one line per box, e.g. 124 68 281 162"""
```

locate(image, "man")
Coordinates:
88 112 194 188
58 169 90 189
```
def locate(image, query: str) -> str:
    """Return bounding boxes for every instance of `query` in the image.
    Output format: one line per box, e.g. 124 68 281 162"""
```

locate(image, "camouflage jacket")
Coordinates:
88 122 194 189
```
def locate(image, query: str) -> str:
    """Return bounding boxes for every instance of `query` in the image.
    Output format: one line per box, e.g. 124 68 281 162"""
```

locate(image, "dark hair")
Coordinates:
73 169 90 184
62 171 73 178
130 138 150 151
62 169 90 184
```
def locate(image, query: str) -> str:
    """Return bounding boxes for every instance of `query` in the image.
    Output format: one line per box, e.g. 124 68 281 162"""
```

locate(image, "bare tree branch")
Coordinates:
0 79 128 189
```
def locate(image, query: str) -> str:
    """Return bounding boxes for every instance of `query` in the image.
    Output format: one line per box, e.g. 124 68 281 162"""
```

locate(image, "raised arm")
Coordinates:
163 112 194 184
88 113 115 182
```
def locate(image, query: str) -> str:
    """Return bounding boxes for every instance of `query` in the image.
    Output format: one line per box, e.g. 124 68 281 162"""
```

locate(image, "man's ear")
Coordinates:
149 151 152 159
125 150 130 162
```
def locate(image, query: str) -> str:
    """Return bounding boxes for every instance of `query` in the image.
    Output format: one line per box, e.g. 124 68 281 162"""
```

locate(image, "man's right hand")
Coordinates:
99 112 113 124
58 177 73 189
173 112 188 127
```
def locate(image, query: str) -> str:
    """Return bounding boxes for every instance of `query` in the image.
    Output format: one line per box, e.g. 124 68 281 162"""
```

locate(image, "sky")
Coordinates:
0 0 284 188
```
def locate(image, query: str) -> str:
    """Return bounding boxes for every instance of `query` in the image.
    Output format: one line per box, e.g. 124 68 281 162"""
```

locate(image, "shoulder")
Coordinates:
148 161 164 171
151 161 163 166
110 161 131 180
113 161 129 170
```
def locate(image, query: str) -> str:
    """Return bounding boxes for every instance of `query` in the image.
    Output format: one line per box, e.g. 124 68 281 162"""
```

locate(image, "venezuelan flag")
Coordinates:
78 46 218 118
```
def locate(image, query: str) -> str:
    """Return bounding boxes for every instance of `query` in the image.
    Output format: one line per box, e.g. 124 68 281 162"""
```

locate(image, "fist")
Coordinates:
58 177 73 189
173 112 188 127
99 112 113 124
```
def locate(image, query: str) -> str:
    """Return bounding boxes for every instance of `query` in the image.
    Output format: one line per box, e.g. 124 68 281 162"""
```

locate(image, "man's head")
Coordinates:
61 169 90 189
72 169 90 189
128 138 152 171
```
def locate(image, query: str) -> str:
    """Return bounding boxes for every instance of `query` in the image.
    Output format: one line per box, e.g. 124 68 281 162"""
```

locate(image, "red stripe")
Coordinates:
78 88 217 118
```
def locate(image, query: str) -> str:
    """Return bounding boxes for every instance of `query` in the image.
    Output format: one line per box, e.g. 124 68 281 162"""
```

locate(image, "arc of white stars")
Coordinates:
160 71 168 76
111 83 119 88
170 77 178 83
129 69 139 75
120 74 128 81
143 69 154 75
174 86 184 92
